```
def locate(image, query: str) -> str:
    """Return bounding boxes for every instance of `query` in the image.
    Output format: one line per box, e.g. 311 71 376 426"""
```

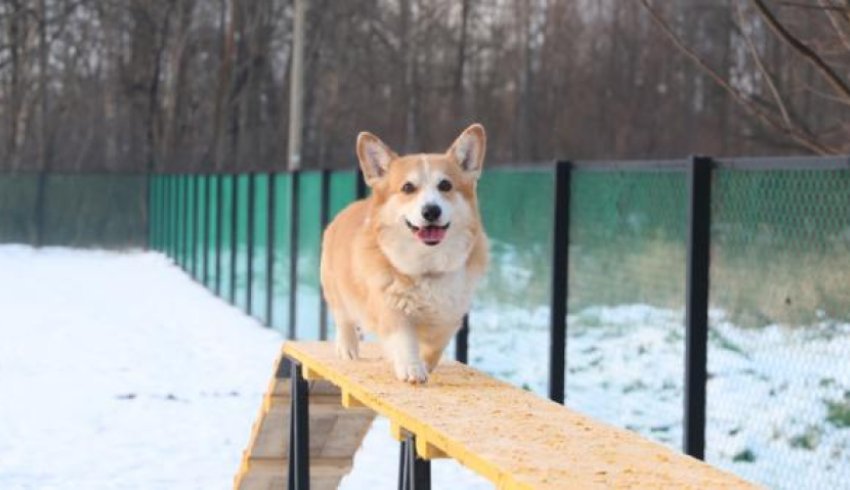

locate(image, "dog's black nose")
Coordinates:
421 204 442 223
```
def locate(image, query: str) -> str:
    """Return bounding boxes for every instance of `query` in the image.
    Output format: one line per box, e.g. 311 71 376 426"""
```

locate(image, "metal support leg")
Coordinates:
288 359 310 490
398 435 430 490
398 439 409 490
288 391 296 490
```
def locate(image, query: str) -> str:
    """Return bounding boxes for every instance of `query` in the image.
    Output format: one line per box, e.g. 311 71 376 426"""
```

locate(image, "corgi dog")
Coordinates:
320 124 489 383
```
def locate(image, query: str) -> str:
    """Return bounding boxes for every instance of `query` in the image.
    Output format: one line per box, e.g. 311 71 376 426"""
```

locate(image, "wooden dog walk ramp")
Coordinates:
274 341 757 489
234 352 375 490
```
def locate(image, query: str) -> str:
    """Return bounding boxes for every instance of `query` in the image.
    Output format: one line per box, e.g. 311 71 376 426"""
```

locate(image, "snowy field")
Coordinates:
1 246 847 489
467 304 850 489
0 247 486 489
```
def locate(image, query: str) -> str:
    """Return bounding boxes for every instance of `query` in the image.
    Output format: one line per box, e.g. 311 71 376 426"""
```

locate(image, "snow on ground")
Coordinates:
0 246 281 489
2 246 847 489
468 302 850 490
0 246 488 490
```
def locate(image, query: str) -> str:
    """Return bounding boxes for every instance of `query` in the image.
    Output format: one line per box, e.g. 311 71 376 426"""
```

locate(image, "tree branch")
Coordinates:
639 0 837 154
752 0 850 102
736 3 793 126
819 0 850 53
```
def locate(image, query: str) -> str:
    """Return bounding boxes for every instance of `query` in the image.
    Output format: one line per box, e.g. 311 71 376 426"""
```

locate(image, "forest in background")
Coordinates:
1 0 849 173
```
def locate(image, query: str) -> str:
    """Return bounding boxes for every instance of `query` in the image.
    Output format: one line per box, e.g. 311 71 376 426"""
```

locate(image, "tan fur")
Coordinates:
320 124 489 383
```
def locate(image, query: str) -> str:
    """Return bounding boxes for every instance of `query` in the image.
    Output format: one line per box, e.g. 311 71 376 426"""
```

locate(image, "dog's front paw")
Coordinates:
393 359 429 384
335 333 359 360
336 342 358 360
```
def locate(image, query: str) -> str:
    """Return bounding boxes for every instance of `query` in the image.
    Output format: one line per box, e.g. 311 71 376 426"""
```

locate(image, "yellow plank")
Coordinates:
389 421 408 442
303 365 322 381
415 436 448 460
283 341 758 490
341 389 366 409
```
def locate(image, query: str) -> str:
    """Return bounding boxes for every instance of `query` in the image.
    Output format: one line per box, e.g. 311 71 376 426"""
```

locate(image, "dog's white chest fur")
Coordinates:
389 269 473 326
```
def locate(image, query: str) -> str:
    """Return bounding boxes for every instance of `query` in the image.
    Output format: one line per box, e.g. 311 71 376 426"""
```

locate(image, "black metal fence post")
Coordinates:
684 155 713 459
171 175 178 260
288 359 310 490
266 174 276 327
202 174 210 285
289 171 300 340
318 169 331 340
182 174 189 270
455 315 469 363
356 169 367 199
191 174 200 278
246 173 256 315
150 175 157 251
156 175 163 251
144 172 151 250
147 174 155 250
230 174 239 304
160 175 166 253
548 160 571 404
215 174 223 296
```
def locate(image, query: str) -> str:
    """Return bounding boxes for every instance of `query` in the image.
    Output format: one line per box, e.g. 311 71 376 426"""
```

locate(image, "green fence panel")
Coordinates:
195 176 206 280
171 175 179 260
175 175 183 263
187 174 194 271
164 175 176 260
329 170 357 219
180 174 192 271
271 173 292 334
706 168 850 488
566 170 688 449
234 174 251 311
157 175 164 251
176 175 183 265
322 170 359 338
219 175 234 301
0 174 147 247
189 175 199 276
0 175 37 244
206 175 220 292
147 175 155 249
44 175 147 247
155 175 163 251
251 173 270 324
148 175 156 250
296 171 322 340
156 175 164 251
469 168 554 392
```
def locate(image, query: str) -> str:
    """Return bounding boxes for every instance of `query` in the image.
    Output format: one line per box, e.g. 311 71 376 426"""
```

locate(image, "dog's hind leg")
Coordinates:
421 327 457 373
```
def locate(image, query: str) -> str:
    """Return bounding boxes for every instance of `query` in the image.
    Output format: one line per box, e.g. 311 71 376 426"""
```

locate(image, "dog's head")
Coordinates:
357 124 486 275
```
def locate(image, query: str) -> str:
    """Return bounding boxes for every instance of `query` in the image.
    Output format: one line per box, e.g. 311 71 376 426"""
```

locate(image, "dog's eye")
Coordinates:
438 179 452 192
401 182 416 194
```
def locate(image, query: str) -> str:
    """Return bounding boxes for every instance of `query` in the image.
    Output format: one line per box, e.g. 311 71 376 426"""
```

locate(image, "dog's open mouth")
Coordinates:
405 220 450 246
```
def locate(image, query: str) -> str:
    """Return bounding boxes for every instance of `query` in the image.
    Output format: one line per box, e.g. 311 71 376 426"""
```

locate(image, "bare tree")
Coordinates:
639 0 850 155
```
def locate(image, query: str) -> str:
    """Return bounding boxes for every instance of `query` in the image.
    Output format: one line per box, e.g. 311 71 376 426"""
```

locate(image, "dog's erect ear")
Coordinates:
357 132 397 186
447 124 486 178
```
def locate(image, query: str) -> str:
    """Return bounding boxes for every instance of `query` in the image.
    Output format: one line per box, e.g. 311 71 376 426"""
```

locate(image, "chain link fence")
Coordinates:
3 157 848 489
566 169 688 449
706 166 850 488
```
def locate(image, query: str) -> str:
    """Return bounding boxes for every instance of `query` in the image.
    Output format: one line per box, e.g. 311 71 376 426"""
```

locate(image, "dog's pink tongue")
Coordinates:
417 226 446 243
